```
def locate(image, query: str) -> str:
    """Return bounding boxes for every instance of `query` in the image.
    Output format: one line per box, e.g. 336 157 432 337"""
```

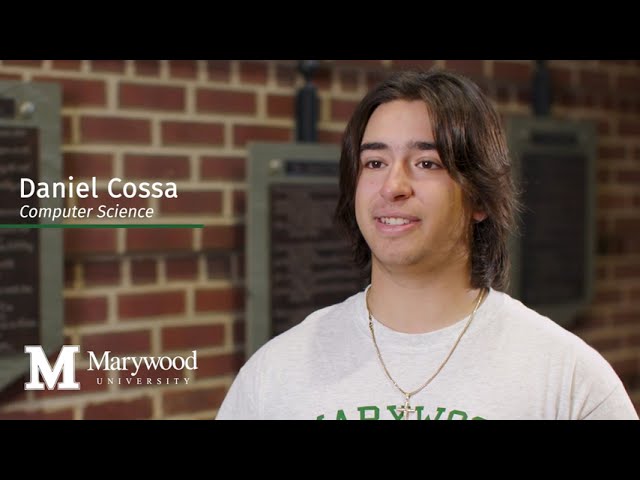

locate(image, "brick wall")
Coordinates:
0 60 638 418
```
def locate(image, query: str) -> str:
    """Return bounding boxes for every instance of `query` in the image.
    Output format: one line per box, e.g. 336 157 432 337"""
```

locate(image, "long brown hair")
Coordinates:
334 69 520 290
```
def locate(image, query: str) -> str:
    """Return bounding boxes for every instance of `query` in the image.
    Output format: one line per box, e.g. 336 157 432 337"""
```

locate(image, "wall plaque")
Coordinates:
0 126 40 355
0 81 62 393
506 116 596 327
247 143 367 357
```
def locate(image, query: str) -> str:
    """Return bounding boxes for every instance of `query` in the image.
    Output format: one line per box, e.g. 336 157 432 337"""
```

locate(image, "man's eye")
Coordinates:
418 160 441 169
365 160 384 169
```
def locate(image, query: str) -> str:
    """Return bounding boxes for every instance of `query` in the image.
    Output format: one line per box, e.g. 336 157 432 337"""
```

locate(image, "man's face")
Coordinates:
355 99 477 274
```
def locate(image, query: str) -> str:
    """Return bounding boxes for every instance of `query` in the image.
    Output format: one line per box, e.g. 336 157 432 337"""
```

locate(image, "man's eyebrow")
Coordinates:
409 141 437 151
360 142 388 152
360 141 437 152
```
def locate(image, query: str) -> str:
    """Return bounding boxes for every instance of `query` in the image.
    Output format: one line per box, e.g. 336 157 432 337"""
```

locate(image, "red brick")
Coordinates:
613 309 640 326
367 70 389 90
615 218 640 235
0 72 21 80
267 94 294 118
312 66 332 91
160 191 222 215
195 352 244 378
123 153 190 179
75 189 148 211
572 311 610 329
64 229 117 255
586 335 622 352
65 296 108 325
162 324 225 350
81 116 151 144
626 332 640 348
579 70 610 90
119 291 184 318
549 66 573 89
2 60 42 68
275 64 297 87
90 60 125 73
207 60 231 82
598 193 630 210
195 287 244 312
166 256 198 280
390 60 434 71
196 88 256 114
52 60 82 70
318 129 344 145
233 124 290 147
131 258 156 284
202 225 244 249
206 255 231 279
161 120 224 146
0 408 74 420
65 260 75 287
598 146 625 160
615 170 640 184
443 60 483 77
163 386 227 415
616 74 640 93
64 152 113 178
33 368 108 399
134 60 160 76
596 119 611 136
117 364 183 388
494 61 532 84
32 75 106 107
239 61 268 84
331 99 359 122
339 69 359 92
232 189 245 216
169 60 198 78
200 156 245 180
619 119 640 136
610 357 640 391
119 83 185 111
515 86 532 105
83 260 120 286
84 397 152 420
82 330 151 355
126 229 192 253
62 115 72 144
594 288 623 304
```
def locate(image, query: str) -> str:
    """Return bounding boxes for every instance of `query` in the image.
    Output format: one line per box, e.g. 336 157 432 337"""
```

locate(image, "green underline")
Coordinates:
0 224 204 229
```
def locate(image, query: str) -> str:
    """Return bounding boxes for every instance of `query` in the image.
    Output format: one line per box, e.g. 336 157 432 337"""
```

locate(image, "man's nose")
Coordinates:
380 163 412 202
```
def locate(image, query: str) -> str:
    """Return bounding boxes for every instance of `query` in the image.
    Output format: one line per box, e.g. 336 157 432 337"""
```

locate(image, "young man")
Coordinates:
217 70 638 420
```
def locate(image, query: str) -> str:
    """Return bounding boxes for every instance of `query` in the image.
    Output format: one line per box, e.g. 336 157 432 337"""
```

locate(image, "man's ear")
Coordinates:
472 211 488 223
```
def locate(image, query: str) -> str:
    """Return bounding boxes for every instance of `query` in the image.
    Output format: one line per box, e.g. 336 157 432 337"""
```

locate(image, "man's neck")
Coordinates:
367 261 484 334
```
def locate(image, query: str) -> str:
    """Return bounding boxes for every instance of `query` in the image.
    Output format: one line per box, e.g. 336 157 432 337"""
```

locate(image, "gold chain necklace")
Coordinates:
366 287 486 420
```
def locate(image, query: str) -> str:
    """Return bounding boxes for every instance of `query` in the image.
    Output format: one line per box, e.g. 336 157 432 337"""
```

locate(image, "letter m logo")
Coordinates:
24 345 80 391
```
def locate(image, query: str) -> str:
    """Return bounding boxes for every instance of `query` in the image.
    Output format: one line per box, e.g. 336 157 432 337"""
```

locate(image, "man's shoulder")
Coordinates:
492 289 607 360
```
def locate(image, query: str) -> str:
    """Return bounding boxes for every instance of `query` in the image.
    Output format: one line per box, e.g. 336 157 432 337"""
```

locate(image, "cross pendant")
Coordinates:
397 395 416 420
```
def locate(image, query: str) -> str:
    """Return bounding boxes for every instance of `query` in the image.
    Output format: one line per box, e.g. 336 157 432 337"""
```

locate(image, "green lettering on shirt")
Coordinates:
358 406 380 420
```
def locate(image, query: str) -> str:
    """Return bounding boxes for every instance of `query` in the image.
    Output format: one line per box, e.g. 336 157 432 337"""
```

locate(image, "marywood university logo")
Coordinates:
24 345 198 391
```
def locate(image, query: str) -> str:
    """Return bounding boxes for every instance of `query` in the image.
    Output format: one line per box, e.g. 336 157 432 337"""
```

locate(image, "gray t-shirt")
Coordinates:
217 288 638 420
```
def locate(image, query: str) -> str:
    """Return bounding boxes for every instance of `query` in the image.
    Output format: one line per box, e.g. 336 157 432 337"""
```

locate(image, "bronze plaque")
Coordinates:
520 152 587 305
0 126 40 355
270 183 367 336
